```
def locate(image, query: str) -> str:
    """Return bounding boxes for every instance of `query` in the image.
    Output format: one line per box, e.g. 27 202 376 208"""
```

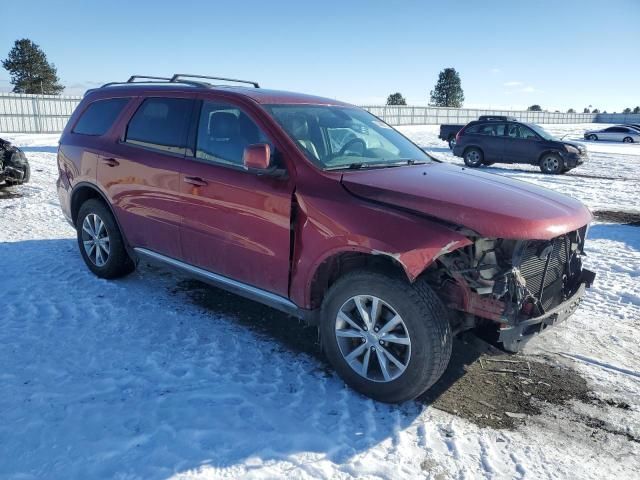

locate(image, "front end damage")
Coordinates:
1 138 30 186
427 227 596 351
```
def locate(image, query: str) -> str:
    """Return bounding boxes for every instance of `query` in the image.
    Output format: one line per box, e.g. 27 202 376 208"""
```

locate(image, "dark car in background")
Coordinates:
439 116 517 149
0 138 30 187
452 119 587 174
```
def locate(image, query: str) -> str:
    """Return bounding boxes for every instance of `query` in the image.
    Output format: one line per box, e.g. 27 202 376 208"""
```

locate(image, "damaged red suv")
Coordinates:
57 74 595 402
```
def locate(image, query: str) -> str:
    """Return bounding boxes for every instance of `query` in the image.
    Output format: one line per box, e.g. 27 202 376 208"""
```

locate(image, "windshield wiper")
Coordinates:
325 159 428 171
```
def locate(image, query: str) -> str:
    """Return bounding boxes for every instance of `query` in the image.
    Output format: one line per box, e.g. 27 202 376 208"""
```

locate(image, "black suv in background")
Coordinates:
452 119 587 174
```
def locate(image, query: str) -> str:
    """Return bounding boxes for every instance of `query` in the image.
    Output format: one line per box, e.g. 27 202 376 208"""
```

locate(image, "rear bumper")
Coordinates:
498 269 595 351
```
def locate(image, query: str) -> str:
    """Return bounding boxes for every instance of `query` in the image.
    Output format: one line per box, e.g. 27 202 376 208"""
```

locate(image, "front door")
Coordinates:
504 123 539 163
99 95 196 259
179 99 294 296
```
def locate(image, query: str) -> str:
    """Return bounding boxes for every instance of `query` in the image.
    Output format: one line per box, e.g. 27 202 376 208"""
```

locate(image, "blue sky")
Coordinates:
1 0 638 111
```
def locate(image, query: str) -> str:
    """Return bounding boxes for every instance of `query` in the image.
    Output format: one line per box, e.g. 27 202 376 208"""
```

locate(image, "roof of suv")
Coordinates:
90 83 351 107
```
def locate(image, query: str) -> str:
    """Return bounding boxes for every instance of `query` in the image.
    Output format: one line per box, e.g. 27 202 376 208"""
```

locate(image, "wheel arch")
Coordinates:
70 182 133 253
462 144 483 155
307 250 408 310
303 239 471 310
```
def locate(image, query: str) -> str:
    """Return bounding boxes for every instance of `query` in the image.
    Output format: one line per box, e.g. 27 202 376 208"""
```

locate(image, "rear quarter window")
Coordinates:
73 98 130 136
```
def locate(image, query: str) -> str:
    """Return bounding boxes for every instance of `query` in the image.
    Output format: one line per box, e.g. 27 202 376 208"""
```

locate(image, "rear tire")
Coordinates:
463 148 483 167
320 270 452 403
76 199 135 279
623 137 634 143
539 153 564 174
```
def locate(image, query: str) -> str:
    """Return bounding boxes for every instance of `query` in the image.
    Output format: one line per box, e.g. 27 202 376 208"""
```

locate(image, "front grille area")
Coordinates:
517 235 572 312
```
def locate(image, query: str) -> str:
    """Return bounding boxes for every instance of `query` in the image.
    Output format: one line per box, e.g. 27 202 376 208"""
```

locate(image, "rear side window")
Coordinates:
125 98 194 154
73 98 129 136
467 123 505 136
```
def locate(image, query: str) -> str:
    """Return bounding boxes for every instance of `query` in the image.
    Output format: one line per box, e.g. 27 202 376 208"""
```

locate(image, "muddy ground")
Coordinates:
173 278 635 438
593 210 640 226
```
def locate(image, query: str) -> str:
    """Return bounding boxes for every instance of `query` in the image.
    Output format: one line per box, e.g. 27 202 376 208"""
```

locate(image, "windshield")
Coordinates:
526 123 558 141
265 105 431 170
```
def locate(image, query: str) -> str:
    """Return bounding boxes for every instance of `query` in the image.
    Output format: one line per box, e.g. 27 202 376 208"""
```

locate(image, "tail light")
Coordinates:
455 126 466 143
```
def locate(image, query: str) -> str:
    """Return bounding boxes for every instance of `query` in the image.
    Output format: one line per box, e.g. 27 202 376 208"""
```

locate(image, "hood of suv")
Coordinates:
340 163 591 240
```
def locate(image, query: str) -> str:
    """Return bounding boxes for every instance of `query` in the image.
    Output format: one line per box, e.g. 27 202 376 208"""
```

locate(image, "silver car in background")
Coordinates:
584 125 640 143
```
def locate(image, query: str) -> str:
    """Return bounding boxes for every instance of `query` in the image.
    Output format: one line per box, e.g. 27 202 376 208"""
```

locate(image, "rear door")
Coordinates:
98 94 196 259
178 97 294 296
464 122 506 162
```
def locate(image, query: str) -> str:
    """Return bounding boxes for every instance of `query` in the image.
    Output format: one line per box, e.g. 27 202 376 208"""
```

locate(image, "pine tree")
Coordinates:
429 68 464 107
623 108 631 114
592 108 600 113
2 39 64 94
634 106 640 114
386 92 407 105
527 105 542 111
567 108 575 113
583 108 590 113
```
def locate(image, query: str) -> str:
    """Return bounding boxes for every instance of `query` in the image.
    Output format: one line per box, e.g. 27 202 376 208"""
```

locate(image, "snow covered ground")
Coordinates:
1 126 639 479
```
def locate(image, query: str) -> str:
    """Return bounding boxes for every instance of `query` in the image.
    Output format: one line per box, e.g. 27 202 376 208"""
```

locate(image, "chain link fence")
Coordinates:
360 106 606 125
1 92 639 133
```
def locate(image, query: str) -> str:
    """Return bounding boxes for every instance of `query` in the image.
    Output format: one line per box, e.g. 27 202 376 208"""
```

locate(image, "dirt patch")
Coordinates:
593 210 640 226
419 334 592 429
580 415 640 444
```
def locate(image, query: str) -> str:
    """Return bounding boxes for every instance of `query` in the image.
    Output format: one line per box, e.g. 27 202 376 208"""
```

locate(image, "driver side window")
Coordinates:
508 124 536 139
195 102 273 167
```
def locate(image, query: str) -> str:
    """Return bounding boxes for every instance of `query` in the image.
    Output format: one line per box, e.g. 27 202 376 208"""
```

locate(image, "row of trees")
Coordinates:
387 68 639 116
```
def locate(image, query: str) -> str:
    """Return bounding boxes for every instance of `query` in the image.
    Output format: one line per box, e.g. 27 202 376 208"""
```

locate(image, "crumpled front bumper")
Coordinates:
498 269 595 351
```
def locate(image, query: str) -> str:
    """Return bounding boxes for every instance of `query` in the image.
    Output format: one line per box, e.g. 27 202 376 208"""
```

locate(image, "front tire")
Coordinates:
463 147 483 167
76 199 135 279
587 134 598 141
448 136 456 149
539 153 564 174
320 270 452 403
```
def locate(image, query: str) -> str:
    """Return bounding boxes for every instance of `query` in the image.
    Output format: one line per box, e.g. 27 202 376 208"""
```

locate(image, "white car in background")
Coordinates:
584 125 640 143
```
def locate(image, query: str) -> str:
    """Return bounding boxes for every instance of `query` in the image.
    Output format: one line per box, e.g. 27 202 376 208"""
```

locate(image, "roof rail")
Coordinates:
127 75 172 83
170 74 260 88
100 74 260 89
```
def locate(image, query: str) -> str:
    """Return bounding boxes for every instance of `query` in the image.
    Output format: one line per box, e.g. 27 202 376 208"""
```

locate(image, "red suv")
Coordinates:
57 74 595 403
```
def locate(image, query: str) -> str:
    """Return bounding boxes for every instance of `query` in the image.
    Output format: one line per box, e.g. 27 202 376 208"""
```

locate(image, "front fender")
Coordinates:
289 187 471 308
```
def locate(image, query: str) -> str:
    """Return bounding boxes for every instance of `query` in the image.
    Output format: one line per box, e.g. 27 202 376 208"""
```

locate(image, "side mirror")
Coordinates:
243 143 271 170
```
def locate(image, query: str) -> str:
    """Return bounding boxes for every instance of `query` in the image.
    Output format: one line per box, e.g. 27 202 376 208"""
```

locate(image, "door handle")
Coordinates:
100 157 119 167
183 176 208 186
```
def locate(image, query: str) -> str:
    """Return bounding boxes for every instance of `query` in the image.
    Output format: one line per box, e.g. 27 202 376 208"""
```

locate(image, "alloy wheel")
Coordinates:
465 150 481 166
335 295 411 383
81 213 110 267
542 155 560 173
